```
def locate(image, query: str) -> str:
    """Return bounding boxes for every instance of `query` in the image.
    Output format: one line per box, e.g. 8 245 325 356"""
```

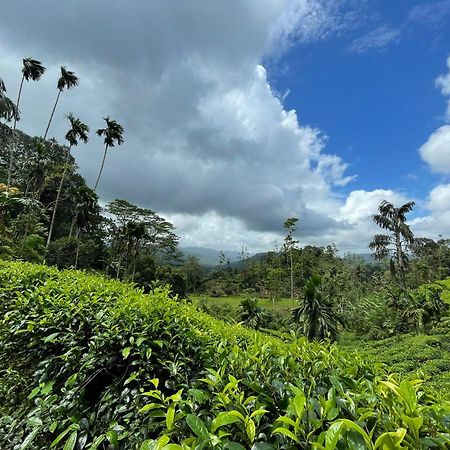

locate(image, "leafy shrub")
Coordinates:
0 262 449 449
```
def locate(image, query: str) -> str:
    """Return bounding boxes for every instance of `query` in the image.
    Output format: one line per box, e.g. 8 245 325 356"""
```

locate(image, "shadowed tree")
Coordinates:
292 274 341 342
369 200 415 289
46 114 89 248
239 297 269 330
0 77 19 124
7 58 46 191
94 117 124 191
43 67 78 140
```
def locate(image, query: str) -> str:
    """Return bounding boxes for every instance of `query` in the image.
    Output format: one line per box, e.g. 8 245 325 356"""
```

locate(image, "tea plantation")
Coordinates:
1 262 449 449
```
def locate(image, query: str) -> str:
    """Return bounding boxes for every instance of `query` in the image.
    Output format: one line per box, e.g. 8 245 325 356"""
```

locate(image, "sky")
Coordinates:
0 0 449 254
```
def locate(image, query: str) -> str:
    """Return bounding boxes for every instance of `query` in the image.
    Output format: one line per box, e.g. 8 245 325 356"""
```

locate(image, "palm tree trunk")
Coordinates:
290 249 294 307
74 228 81 268
46 148 71 248
7 75 25 192
94 143 109 191
69 216 75 237
43 90 61 140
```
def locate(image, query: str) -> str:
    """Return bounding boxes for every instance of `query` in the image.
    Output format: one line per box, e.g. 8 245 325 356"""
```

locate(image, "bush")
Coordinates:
0 262 449 449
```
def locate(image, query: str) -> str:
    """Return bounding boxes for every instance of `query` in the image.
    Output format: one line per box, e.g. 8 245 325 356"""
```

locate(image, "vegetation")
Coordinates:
1 261 449 449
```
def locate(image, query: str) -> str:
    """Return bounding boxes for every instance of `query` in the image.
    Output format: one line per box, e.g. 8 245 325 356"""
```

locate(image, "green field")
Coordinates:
190 293 294 316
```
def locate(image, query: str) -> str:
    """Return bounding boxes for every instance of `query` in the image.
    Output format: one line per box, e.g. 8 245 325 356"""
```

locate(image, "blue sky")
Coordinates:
267 0 450 211
0 1 449 252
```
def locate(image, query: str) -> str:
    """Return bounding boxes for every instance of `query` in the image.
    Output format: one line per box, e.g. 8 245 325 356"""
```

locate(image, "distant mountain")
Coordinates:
181 247 243 267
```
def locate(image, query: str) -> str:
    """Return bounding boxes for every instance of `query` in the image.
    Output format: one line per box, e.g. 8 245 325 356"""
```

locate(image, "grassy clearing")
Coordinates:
190 293 294 316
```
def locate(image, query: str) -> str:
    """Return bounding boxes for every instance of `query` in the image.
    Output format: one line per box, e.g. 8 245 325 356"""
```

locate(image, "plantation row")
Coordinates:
0 262 449 449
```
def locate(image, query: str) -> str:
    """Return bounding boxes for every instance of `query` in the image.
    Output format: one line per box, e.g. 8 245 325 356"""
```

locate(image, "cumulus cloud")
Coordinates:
348 25 401 54
418 126 450 174
410 184 450 238
1 1 442 253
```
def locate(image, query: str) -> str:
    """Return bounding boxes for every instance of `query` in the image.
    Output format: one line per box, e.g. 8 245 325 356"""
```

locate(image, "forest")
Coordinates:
0 58 450 449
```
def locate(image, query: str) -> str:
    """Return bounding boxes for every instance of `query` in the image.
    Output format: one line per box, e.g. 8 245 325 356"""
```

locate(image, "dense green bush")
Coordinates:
0 262 449 449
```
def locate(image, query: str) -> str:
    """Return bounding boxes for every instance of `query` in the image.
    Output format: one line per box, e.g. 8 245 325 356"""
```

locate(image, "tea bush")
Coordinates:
0 261 449 449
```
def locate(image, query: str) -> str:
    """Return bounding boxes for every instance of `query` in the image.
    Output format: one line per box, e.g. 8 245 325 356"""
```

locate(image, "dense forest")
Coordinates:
1 59 450 449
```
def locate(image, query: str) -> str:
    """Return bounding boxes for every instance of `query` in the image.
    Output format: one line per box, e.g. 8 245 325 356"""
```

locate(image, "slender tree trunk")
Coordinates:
43 90 61 140
94 143 109 191
395 229 406 290
69 216 75 237
74 228 81 268
290 249 294 307
46 148 71 248
7 75 25 192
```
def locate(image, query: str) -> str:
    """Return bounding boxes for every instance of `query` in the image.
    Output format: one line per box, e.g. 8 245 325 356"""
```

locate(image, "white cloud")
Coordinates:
348 25 401 54
418 125 450 174
436 56 450 120
427 183 450 211
410 184 450 239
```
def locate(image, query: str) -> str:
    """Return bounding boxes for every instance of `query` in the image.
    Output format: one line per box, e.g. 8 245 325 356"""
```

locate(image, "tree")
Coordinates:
7 58 46 192
0 77 19 124
44 67 78 140
239 297 269 330
105 199 180 279
292 275 341 342
369 200 415 289
284 217 299 306
46 114 89 248
94 117 124 191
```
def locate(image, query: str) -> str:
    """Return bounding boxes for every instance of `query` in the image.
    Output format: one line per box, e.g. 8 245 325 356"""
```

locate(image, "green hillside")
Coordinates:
1 262 449 449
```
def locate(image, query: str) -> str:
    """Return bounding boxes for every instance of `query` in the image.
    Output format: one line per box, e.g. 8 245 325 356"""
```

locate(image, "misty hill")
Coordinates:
181 247 243 267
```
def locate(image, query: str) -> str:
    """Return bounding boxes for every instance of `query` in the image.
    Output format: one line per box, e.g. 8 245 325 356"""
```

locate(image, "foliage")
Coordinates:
292 275 342 342
1 262 449 449
369 200 415 289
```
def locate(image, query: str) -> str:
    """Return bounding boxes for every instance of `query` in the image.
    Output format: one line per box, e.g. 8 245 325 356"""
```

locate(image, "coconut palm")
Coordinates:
94 117 124 191
43 67 78 140
7 58 46 191
369 200 415 289
46 114 89 248
292 275 341 342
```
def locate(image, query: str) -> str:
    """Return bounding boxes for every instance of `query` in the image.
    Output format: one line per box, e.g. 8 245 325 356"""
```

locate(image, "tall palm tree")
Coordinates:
292 275 341 342
43 67 78 140
369 200 415 289
94 117 124 191
46 114 89 248
7 58 46 191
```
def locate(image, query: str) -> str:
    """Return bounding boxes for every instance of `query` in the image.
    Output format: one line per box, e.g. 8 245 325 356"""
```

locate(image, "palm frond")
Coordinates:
57 66 78 91
22 57 46 81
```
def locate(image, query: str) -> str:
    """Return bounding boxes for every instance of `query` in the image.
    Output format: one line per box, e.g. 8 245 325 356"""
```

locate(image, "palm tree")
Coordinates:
43 67 78 140
369 200 415 289
7 58 46 191
292 275 341 342
94 117 124 191
284 217 299 306
46 114 89 248
239 297 269 330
